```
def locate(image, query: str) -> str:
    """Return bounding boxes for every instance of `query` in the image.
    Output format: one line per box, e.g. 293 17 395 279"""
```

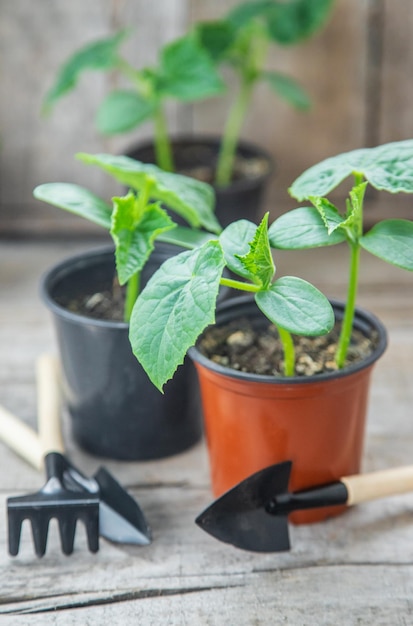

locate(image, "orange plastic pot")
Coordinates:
188 296 387 524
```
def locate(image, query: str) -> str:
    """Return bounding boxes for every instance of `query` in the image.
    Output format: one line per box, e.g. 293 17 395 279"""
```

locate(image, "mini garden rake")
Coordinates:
7 450 100 557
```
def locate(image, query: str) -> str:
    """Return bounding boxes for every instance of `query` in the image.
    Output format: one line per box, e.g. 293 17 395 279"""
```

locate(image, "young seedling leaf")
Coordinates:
158 35 225 101
76 153 221 234
130 240 225 390
219 219 259 280
194 20 236 62
96 90 156 134
268 207 346 249
360 219 413 271
338 181 368 234
290 139 413 201
266 0 335 45
234 213 275 288
262 71 311 110
33 183 112 230
43 31 127 112
111 193 176 285
310 197 346 234
255 276 334 336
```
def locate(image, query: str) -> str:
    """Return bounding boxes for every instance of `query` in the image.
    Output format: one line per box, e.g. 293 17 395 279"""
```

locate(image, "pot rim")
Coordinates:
188 295 388 385
125 133 274 189
41 242 228 331
41 244 130 330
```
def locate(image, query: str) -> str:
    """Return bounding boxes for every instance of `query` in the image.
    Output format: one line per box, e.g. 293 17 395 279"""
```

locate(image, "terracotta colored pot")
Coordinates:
188 296 387 524
126 135 273 227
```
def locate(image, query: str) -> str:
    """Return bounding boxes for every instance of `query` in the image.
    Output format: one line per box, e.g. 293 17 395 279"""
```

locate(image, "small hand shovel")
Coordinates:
196 460 413 552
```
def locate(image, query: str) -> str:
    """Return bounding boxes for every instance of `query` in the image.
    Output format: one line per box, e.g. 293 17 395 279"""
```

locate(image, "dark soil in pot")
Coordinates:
197 315 379 378
126 135 273 227
42 243 203 461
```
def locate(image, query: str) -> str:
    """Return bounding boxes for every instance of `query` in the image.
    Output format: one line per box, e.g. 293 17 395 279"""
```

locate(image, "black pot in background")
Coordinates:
127 135 274 228
41 243 202 461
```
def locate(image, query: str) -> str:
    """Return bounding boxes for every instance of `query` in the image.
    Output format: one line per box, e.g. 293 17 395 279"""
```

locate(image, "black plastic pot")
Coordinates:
41 243 202 461
126 135 273 227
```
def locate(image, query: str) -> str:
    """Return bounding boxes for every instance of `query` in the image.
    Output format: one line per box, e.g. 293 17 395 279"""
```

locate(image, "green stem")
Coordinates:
277 327 295 377
335 172 365 368
154 106 174 172
122 178 154 322
219 276 295 375
335 242 360 369
219 277 260 292
124 272 140 323
117 58 147 93
214 78 254 187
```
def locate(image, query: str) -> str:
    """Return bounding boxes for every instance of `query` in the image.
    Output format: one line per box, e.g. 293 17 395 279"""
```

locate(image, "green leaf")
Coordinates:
96 90 155 134
340 181 368 233
33 183 112 230
269 207 346 249
266 0 335 45
76 153 221 234
43 31 127 112
310 197 346 234
262 71 311 110
234 213 275 288
130 240 225 390
219 219 258 279
255 276 334 335
157 35 225 102
290 139 413 201
194 20 236 62
360 219 413 271
111 193 176 284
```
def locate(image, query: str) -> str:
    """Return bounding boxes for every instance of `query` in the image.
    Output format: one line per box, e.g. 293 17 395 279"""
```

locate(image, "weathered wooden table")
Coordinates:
1 238 412 625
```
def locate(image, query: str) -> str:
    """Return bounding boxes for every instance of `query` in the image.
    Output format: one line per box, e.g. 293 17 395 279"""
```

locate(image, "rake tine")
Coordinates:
83 510 100 554
58 513 77 555
7 509 24 557
31 511 51 557
7 452 100 557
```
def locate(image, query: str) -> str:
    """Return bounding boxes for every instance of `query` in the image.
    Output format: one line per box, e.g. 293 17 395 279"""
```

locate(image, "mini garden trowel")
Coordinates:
196 460 413 552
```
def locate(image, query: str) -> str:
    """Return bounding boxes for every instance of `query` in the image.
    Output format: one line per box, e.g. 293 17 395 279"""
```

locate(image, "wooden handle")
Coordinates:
342 465 413 506
0 404 43 470
36 353 64 454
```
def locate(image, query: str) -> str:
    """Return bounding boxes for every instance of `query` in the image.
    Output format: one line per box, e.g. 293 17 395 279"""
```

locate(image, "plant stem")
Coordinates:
219 277 296 375
215 23 269 188
154 106 174 172
214 78 254 187
124 271 140 323
123 178 154 323
219 276 260 292
335 241 360 369
277 327 295 377
335 171 365 368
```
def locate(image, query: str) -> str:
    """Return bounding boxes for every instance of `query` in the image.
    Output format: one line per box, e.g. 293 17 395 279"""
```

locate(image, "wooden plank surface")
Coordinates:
2 0 405 236
0 0 189 236
380 0 413 143
0 238 412 623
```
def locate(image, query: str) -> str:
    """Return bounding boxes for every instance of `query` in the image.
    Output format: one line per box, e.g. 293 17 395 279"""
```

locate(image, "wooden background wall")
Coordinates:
0 0 412 237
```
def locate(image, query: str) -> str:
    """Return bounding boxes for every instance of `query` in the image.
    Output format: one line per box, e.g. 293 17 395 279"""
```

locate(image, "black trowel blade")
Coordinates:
196 461 292 552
